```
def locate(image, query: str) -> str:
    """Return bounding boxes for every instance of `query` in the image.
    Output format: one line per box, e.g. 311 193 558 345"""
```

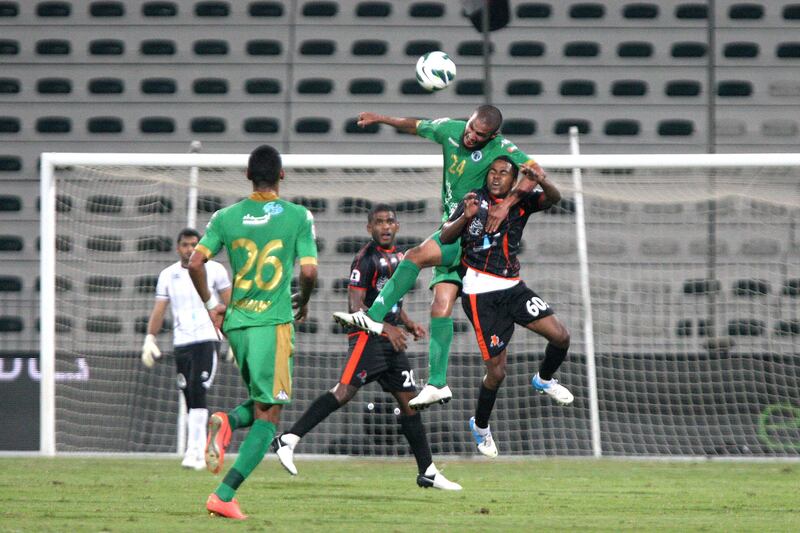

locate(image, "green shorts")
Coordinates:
226 323 295 405
429 230 463 289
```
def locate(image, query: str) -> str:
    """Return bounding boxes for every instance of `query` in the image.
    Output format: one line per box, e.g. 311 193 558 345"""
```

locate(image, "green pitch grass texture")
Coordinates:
1 458 797 532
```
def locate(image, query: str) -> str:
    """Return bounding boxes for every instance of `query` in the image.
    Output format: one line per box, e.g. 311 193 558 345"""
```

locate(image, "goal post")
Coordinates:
39 152 800 458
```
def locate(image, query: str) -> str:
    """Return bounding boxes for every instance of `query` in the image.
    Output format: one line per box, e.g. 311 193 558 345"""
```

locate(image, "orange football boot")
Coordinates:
206 494 247 520
205 412 232 475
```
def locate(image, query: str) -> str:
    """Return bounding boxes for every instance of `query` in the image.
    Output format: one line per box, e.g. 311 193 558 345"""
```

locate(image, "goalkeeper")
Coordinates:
188 144 318 520
440 156 573 458
335 104 545 409
141 227 232 470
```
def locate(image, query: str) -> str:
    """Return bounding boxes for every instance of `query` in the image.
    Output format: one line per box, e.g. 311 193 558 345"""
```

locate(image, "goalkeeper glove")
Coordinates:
141 334 161 368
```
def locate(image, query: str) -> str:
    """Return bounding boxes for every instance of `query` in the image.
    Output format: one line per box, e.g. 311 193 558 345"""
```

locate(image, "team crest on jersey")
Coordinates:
490 334 504 348
350 269 361 283
357 370 368 384
468 216 484 236
471 151 483 162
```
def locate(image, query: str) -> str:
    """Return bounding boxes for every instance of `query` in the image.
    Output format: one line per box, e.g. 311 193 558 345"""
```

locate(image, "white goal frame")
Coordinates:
39 151 800 457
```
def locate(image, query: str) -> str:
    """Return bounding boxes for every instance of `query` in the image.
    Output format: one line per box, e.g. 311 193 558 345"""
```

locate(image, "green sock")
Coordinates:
366 260 420 322
428 317 453 388
228 399 254 430
214 419 275 501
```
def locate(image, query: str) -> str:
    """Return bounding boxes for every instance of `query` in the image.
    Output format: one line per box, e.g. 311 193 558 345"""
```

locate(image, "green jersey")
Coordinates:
196 192 318 331
417 118 536 220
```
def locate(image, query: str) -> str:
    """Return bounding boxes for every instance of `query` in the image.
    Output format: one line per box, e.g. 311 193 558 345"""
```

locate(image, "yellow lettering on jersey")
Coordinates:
232 238 284 291
233 298 272 313
448 154 466 176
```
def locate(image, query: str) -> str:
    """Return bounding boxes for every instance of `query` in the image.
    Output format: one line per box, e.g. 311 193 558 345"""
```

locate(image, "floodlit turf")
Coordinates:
0 457 797 532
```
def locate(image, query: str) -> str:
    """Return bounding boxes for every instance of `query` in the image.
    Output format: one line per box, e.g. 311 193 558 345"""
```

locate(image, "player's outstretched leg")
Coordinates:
532 372 574 405
469 416 498 458
333 309 384 335
271 433 299 475
416 463 462 491
206 494 247 520
205 412 232 474
408 384 453 410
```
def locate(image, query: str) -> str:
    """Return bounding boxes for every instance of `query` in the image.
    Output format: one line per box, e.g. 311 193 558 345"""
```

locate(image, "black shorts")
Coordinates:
339 332 416 393
461 281 554 360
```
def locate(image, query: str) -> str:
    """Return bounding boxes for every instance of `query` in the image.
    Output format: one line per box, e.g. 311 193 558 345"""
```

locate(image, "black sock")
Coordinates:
474 383 498 429
399 413 432 475
289 392 340 438
539 343 568 381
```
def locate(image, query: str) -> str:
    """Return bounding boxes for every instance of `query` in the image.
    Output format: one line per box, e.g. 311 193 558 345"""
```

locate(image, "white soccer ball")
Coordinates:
415 51 456 92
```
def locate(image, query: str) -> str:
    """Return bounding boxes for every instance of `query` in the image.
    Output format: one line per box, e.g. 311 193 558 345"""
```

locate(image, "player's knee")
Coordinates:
331 383 357 405
403 245 426 266
430 298 452 317
486 365 506 386
556 326 570 349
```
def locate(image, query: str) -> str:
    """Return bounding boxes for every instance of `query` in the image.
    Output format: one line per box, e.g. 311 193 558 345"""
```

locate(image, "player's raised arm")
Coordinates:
486 161 555 232
357 112 419 134
440 192 479 244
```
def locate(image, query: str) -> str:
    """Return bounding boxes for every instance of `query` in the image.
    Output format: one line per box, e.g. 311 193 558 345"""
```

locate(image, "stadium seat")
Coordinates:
196 1 229 17
658 119 694 136
353 40 388 56
290 197 327 213
86 316 123 334
776 43 800 58
297 78 333 94
729 3 763 19
604 120 640 136
732 279 770 297
409 2 444 17
618 42 653 57
245 78 281 94
339 197 373 214
728 319 765 336
295 118 331 133
349 79 384 95
0 38 17 55
139 117 175 133
509 41 545 57
570 3 604 18
137 195 173 214
782 279 800 296
36 39 71 55
356 2 391 17
0 117 19 134
86 276 123 293
671 42 706 58
0 78 20 93
785 5 800 19
345 119 378 134
140 40 176 55
134 275 158 293
501 119 536 135
55 195 73 212
243 118 280 133
300 40 335 55
87 235 123 252
91 2 125 17
666 80 701 97
507 80 542 96
400 80 429 95
516 3 551 18
303 1 337 17
724 42 759 58
717 80 752 97
87 195 123 214
194 40 228 55
405 40 440 56
0 235 23 251
675 4 707 19
193 78 228 94
36 117 71 134
332 278 349 293
142 2 178 17
136 236 172 252
775 320 800 336
0 156 21 171
676 319 693 337
0 276 22 292
336 237 370 254
197 195 223 212
191 117 226 133
0 195 21 211
0 316 23 332
623 4 659 19
247 40 282 56
545 197 576 215
54 235 72 252
560 80 595 96
296 319 319 334
554 119 590 135
249 2 283 17
391 199 426 214
89 39 125 55
0 2 18 16
456 80 484 95
682 278 720 294
37 78 72 94
612 80 647 96
458 41 493 56
87 117 123 134
37 2 70 17
564 41 600 57
134 316 171 334
88 78 125 94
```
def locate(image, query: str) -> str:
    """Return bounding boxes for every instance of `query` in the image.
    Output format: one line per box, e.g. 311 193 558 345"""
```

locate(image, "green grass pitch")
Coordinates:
1 457 797 532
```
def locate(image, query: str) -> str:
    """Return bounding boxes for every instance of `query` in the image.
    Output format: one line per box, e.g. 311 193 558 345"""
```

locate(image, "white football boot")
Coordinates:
408 384 453 410
416 463 462 491
469 417 498 458
531 373 574 405
332 310 384 335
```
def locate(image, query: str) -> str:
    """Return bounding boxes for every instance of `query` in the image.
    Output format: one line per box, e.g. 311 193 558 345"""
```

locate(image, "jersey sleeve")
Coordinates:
295 208 318 266
348 250 374 291
521 189 547 213
196 210 224 259
210 262 232 292
499 136 537 167
416 117 455 145
155 268 170 300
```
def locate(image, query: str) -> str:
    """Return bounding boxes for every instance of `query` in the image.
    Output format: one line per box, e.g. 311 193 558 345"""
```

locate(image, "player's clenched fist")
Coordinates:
141 334 161 368
357 112 380 128
463 191 480 218
519 162 546 184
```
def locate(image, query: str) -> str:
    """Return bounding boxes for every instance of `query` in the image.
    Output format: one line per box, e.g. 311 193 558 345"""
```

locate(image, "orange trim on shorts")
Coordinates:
468 294 491 361
341 332 369 383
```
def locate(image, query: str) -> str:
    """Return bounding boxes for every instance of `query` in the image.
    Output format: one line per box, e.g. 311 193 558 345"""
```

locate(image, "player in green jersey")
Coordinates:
188 144 318 520
334 105 545 409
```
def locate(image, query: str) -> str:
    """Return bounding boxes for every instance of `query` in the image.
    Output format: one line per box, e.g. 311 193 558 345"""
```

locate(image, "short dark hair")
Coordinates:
368 203 395 223
491 156 519 179
176 227 201 242
247 144 282 186
474 105 503 132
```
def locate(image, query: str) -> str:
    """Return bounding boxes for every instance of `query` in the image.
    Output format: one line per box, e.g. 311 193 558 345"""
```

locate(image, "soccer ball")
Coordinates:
415 51 456 92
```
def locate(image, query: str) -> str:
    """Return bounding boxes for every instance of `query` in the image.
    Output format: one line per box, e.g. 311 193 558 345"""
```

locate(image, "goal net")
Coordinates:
40 152 800 458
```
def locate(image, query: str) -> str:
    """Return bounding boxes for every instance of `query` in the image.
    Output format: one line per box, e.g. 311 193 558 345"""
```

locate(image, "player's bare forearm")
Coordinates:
146 299 168 336
440 215 468 244
504 162 547 207
347 286 368 314
187 251 211 302
298 265 317 307
219 287 232 306
357 112 418 134
536 174 562 208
